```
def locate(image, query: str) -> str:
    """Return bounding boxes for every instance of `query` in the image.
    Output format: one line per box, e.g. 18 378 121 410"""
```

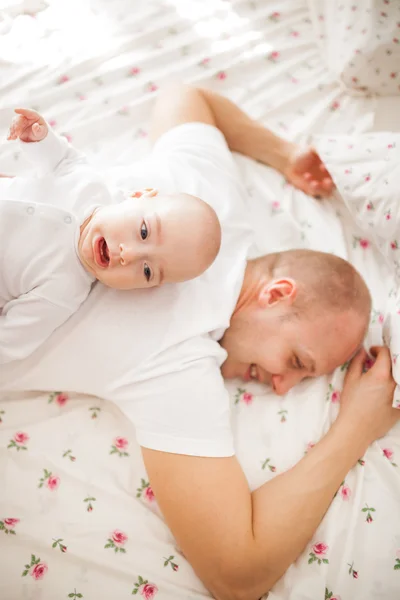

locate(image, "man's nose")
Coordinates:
272 372 304 396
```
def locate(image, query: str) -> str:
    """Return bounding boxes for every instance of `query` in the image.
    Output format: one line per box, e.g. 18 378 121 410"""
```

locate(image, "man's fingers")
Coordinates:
369 346 392 374
303 172 312 181
344 348 368 385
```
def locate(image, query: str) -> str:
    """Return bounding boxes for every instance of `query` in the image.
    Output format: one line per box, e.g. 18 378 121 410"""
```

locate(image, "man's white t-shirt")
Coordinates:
0 123 253 457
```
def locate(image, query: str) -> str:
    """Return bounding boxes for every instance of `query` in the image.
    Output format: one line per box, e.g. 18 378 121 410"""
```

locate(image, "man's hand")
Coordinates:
284 146 334 198
7 108 48 143
337 346 399 444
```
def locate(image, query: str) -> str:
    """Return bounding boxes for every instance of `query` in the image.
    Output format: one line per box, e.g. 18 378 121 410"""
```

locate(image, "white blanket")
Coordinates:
1 1 400 599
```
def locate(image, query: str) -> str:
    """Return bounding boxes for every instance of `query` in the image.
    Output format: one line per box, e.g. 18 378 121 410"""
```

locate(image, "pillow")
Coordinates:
315 132 400 408
307 0 400 95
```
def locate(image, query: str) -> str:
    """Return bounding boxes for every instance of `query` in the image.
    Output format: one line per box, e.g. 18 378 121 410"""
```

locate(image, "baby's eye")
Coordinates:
140 221 148 240
143 263 152 282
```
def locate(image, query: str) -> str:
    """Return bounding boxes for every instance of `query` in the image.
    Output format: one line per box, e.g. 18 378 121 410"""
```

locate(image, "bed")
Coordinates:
1 0 400 598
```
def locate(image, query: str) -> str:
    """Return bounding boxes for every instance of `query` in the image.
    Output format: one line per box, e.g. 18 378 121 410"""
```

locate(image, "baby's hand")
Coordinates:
284 146 335 198
7 108 48 143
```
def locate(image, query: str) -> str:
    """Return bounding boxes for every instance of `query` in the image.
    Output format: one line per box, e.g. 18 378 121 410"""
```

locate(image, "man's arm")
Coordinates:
142 349 398 600
150 85 333 197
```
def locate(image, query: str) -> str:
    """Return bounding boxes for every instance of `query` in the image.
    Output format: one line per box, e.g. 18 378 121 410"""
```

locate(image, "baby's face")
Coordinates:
78 191 221 290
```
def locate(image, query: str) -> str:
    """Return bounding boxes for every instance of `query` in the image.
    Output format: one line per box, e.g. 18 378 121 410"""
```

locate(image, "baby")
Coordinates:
0 108 221 364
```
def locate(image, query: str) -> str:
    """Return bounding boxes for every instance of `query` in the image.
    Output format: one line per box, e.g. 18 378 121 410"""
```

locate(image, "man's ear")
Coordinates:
258 278 297 308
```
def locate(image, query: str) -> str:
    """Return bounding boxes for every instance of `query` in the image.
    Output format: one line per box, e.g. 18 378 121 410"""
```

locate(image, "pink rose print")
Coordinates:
383 447 397 466
309 542 329 565
261 458 276 472
144 486 155 502
118 106 129 116
353 236 370 250
105 530 128 553
115 437 128 450
110 437 129 457
331 391 340 403
390 73 397 79
216 71 227 81
22 555 48 579
362 504 375 523
358 458 365 466
290 30 299 37
140 583 158 599
326 591 341 600
132 576 158 597
137 479 155 501
326 384 340 403
330 101 340 111
391 241 398 250
313 542 328 556
268 11 280 22
48 119 57 128
56 393 68 406
89 406 101 419
348 562 358 578
199 57 210 67
47 475 60 491
4 518 19 528
367 202 374 210
52 538 67 553
83 496 96 512
394 38 399 45
306 442 315 453
15 431 29 444
234 387 253 405
130 66 141 76
268 51 280 62
31 563 48 580
385 210 392 221
278 409 288 423
62 449 76 461
340 484 351 500
364 175 371 182
112 530 128 546
8 431 29 451
383 448 393 460
58 74 69 84
243 392 253 404
0 518 19 534
164 555 179 571
144 82 158 93
38 469 60 490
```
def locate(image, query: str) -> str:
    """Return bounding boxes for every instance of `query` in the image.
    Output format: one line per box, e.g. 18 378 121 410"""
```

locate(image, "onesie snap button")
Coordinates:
64 215 72 224
26 206 35 215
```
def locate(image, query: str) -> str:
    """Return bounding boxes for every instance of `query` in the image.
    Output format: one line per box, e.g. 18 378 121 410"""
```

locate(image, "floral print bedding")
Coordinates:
1 0 400 598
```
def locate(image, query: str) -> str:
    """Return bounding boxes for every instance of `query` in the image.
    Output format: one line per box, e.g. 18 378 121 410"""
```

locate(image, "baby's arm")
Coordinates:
7 108 87 177
0 292 75 364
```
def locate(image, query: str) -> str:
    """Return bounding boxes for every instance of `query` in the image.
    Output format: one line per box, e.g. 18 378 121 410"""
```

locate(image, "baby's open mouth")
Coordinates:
94 237 110 268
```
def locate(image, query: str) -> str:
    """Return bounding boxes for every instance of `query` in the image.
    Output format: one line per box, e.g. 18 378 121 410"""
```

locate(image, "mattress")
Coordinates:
1 0 400 599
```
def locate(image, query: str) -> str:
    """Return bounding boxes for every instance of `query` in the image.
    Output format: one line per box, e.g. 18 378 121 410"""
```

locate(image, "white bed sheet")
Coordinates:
1 1 400 599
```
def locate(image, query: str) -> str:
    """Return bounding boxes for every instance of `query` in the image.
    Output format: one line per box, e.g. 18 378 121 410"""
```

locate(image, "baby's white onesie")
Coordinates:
0 129 113 363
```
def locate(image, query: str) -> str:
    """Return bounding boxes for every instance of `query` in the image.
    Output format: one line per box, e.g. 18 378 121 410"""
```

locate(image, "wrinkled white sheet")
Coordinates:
1 1 400 599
